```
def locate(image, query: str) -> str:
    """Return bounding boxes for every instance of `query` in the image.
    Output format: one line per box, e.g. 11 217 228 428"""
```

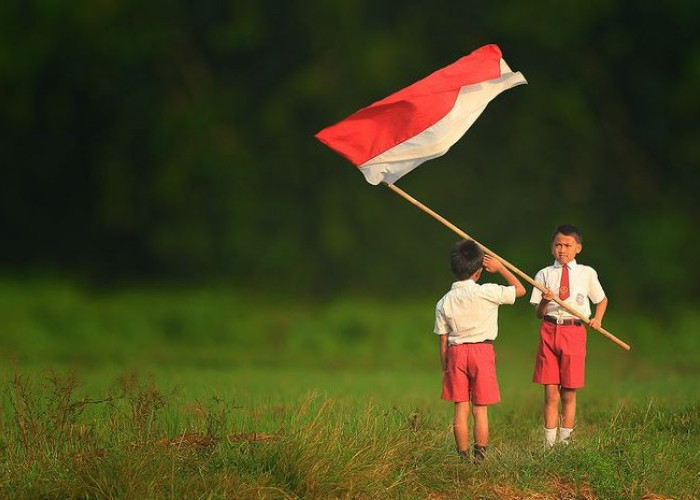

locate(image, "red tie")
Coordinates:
559 264 570 300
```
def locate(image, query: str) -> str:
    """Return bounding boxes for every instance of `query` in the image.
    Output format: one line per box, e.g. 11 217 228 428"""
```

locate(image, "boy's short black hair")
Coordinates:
450 239 484 280
552 224 582 244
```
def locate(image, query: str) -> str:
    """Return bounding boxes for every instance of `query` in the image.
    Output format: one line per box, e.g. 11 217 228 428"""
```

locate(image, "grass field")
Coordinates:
0 281 699 499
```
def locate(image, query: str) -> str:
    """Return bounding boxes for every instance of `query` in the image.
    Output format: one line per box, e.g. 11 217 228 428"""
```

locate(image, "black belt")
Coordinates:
452 339 493 345
544 315 582 326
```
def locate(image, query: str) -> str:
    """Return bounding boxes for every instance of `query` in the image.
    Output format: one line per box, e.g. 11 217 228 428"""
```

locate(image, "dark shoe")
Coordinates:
473 445 487 463
457 449 470 461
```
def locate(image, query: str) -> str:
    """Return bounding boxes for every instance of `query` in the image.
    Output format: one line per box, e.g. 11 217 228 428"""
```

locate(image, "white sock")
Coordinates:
558 426 573 444
544 427 557 447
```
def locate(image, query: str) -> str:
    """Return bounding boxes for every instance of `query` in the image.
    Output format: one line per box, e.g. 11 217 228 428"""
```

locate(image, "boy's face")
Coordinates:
551 233 582 265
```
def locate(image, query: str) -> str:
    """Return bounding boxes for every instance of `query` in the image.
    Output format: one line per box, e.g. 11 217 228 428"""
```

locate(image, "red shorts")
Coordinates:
442 343 500 405
532 321 587 389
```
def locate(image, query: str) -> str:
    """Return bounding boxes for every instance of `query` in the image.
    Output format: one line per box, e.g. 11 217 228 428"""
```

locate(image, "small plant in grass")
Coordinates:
6 370 112 460
113 372 169 446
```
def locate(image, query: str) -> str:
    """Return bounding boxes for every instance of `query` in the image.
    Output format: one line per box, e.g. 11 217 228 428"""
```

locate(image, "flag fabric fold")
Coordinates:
315 44 527 185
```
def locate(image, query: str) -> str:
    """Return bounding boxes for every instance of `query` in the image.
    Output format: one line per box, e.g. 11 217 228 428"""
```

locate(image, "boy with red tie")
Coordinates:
530 225 608 447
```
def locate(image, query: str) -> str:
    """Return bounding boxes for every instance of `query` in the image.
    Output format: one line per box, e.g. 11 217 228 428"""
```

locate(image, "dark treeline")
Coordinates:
1 1 698 307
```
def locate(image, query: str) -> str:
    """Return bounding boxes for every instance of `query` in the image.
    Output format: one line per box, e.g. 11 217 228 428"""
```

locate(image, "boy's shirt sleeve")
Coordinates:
530 269 546 305
587 268 606 304
481 283 516 305
434 298 450 335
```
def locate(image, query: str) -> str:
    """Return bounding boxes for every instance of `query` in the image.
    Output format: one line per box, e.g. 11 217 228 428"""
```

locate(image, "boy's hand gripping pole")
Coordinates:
384 183 631 351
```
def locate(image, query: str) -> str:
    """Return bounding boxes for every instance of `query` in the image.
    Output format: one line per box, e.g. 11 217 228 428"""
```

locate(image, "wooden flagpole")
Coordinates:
384 182 631 351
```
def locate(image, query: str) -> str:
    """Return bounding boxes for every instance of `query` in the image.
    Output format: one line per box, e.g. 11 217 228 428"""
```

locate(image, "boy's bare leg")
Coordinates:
471 404 488 446
543 384 561 428
560 387 576 428
542 384 560 446
453 401 470 453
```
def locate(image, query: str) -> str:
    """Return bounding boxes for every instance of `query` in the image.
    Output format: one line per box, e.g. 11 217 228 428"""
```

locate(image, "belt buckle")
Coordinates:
556 317 564 325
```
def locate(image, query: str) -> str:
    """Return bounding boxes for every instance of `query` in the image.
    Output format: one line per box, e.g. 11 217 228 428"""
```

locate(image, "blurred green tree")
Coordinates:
0 0 698 307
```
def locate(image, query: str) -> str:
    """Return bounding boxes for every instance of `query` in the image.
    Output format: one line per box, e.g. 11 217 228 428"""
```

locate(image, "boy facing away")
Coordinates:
530 224 608 447
435 239 525 462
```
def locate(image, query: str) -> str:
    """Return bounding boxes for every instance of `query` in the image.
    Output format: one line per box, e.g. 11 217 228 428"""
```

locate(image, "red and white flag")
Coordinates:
315 44 527 185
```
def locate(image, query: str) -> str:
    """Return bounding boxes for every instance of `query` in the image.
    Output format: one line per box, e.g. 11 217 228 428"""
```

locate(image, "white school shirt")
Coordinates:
529 259 605 320
434 279 516 345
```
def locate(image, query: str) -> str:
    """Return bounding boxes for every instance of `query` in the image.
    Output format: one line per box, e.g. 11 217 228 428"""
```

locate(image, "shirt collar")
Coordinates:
451 279 476 289
553 259 578 269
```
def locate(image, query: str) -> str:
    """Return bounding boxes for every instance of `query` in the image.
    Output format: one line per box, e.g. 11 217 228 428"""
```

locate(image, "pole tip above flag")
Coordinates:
315 44 527 185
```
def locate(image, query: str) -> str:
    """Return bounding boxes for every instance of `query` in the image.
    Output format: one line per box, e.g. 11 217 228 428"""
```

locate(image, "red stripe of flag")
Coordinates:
315 44 503 167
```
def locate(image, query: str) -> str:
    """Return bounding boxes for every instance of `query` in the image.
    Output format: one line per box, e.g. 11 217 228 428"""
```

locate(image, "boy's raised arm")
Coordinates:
483 255 526 297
